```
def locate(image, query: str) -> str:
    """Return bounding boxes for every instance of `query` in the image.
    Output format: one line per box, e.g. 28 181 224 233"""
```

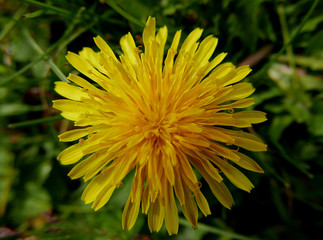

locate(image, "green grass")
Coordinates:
1 0 323 239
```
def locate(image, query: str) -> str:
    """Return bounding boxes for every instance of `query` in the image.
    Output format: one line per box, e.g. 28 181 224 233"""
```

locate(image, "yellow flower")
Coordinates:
53 17 267 235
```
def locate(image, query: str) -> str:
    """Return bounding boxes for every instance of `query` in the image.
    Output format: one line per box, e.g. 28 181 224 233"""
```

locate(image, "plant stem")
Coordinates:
23 27 69 82
178 218 260 240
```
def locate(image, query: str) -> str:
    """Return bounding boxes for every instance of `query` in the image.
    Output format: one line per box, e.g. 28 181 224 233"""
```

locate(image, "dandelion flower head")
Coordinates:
53 17 267 235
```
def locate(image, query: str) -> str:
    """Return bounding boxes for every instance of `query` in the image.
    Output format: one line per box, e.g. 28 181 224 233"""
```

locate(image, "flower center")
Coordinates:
143 120 168 138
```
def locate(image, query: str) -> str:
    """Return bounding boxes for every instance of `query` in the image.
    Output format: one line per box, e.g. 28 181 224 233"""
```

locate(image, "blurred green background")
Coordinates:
1 0 323 239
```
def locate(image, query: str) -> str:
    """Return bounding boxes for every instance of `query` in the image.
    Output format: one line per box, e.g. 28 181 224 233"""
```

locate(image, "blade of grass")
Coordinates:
257 152 289 186
295 195 323 212
277 4 296 71
178 218 259 240
273 141 313 178
18 0 71 18
0 5 28 41
23 10 45 19
1 7 95 85
251 0 320 83
8 115 63 129
22 27 69 82
0 59 40 85
105 0 144 27
270 178 291 222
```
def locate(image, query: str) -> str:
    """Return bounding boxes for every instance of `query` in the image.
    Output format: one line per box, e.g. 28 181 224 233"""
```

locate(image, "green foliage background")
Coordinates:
1 0 323 239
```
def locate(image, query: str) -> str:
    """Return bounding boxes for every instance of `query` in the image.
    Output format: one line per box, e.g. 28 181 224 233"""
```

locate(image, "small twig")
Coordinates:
238 45 274 67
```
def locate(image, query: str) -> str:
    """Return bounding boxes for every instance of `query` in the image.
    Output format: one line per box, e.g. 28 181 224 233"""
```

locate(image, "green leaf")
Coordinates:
23 10 45 18
253 87 282 106
9 33 37 62
299 75 323 90
9 182 51 225
277 55 323 71
283 97 311 123
268 63 292 91
269 115 294 143
0 148 17 217
301 14 323 32
0 103 43 116
308 114 323 136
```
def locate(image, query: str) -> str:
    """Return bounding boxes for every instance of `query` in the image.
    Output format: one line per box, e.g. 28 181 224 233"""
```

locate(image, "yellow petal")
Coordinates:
53 99 97 114
65 51 110 88
61 112 81 121
203 114 252 128
57 143 85 165
205 52 227 74
194 35 217 62
83 151 118 182
142 184 151 214
147 155 159 197
162 153 175 185
173 167 185 205
209 181 234 209
112 154 137 186
163 30 181 79
68 152 103 180
92 185 116 210
177 150 198 184
194 191 211 216
120 33 140 68
193 159 234 208
54 82 88 101
181 186 198 229
180 28 203 53
130 166 144 203
170 30 181 50
198 156 223 182
233 134 267 152
119 54 137 80
214 158 254 192
194 35 218 67
235 152 264 173
228 82 255 100
230 98 255 108
209 142 240 162
59 128 90 142
234 110 267 124
156 25 168 59
143 16 156 47
209 62 235 80
79 47 109 76
176 135 210 148
93 35 118 62
218 128 267 152
67 73 100 91
148 198 164 232
122 194 141 230
218 65 252 86
81 167 114 203
75 114 110 127
164 178 179 235
203 126 235 144
186 150 223 182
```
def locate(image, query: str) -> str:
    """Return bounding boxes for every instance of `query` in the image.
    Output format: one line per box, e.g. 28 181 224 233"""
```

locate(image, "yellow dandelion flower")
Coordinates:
53 17 267 235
